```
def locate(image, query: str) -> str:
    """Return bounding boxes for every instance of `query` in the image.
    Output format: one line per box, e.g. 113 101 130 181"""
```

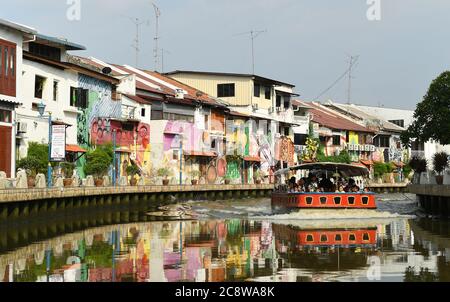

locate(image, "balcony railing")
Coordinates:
410 150 425 158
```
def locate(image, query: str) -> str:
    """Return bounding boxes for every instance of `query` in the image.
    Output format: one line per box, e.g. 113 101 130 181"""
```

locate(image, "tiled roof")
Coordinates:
297 101 374 133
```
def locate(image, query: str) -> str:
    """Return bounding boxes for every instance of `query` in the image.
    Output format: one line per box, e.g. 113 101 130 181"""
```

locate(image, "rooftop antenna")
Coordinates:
152 2 161 72
122 15 147 67
347 54 359 105
234 29 267 74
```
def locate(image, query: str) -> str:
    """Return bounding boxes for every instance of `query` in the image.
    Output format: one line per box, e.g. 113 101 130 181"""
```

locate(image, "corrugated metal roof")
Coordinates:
0 98 22 106
297 100 374 133
35 34 86 51
0 18 37 35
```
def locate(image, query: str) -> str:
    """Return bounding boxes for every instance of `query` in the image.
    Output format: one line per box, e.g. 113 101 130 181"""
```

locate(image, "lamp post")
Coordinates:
37 102 53 188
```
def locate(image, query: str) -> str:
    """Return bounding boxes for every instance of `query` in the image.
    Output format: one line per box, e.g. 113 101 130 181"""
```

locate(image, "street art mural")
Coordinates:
76 74 151 177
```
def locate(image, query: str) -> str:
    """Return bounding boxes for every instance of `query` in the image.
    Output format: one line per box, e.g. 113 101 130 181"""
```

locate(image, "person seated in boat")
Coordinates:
336 185 345 193
351 185 360 192
363 187 370 193
305 174 318 192
319 173 333 192
344 178 357 192
297 178 306 192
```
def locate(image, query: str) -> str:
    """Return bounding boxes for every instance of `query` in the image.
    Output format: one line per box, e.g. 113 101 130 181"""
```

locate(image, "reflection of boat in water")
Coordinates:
272 163 377 210
147 204 198 220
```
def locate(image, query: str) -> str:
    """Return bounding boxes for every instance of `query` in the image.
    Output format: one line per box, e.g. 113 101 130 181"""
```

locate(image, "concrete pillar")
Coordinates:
74 198 82 209
20 203 29 217
9 205 19 219
0 205 7 221
106 195 112 206
66 198 74 211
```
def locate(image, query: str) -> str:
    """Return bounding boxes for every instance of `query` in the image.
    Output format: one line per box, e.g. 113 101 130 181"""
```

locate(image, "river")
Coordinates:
1 193 449 282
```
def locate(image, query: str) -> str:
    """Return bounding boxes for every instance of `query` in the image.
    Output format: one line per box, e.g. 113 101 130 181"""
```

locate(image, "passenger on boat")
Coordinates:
319 174 333 192
305 175 319 192
345 178 360 192
336 185 345 193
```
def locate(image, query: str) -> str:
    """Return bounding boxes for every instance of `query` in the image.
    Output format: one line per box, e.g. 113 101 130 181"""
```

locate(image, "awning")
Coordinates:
66 144 87 153
360 160 373 167
53 120 72 127
184 151 217 157
116 147 132 153
244 156 261 162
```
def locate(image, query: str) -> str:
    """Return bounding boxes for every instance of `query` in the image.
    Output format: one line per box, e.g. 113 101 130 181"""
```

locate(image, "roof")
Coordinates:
66 144 87 153
296 101 374 133
35 34 86 51
0 98 22 107
165 70 295 88
0 18 37 35
122 94 151 105
275 162 370 177
324 101 405 133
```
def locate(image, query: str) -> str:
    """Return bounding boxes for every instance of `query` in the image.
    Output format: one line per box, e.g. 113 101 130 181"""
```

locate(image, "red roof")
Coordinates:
66 144 87 153
298 101 374 133
123 94 150 104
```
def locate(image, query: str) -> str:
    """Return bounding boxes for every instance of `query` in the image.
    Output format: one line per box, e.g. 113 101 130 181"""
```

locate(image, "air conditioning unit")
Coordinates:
364 145 370 151
252 104 259 111
348 144 354 151
175 89 185 99
17 122 28 134
370 145 376 152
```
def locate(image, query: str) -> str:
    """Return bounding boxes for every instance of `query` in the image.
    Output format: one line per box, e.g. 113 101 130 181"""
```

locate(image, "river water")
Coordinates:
1 193 450 282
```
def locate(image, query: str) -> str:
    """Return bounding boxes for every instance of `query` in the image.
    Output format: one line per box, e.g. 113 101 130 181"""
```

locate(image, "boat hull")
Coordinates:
271 192 377 209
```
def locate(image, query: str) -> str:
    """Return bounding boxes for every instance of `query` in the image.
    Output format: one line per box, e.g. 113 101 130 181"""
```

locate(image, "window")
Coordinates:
284 127 290 136
332 135 341 146
363 233 370 241
217 83 235 97
348 197 355 205
349 234 356 241
70 86 88 108
141 108 146 117
163 112 194 123
0 109 12 123
0 39 16 97
334 197 341 205
362 196 369 205
29 42 61 61
320 235 328 242
53 80 59 101
374 135 390 148
294 134 307 145
389 119 405 128
320 197 327 205
276 95 282 107
411 140 425 151
335 234 342 242
306 235 314 242
264 87 271 100
34 75 46 99
284 97 290 109
151 110 163 120
254 83 260 97
305 197 313 205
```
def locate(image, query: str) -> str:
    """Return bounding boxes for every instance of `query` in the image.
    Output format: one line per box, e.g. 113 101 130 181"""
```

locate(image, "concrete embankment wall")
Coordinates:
0 184 273 222
409 185 450 218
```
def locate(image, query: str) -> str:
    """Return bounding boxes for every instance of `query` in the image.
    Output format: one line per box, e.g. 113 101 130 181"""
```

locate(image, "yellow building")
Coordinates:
164 71 296 111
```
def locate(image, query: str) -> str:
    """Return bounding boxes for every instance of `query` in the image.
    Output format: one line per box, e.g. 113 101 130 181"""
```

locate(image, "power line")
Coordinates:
313 56 359 101
233 29 267 74
152 2 161 71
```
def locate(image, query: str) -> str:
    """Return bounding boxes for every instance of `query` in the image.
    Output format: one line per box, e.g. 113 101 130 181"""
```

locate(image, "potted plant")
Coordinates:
61 162 75 187
157 168 171 186
224 175 232 185
85 147 112 187
373 162 387 184
433 152 449 185
17 156 40 188
254 170 262 185
190 170 201 185
126 164 141 186
409 156 428 184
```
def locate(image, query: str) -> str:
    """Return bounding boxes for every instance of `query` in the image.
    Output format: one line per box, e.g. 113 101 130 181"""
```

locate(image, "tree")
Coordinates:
401 71 450 147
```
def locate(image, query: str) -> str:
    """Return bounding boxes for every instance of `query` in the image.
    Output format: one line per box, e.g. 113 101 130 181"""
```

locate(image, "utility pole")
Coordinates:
234 29 267 74
152 2 161 72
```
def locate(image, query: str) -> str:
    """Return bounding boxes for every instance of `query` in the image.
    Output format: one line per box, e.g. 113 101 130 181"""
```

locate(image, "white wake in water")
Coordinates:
251 209 415 221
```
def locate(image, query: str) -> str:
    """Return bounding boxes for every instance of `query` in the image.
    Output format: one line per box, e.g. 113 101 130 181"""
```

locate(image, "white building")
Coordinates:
0 19 36 177
356 105 450 165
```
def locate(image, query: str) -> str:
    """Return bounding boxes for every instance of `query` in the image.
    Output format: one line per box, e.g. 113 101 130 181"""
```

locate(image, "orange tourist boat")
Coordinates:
271 162 377 210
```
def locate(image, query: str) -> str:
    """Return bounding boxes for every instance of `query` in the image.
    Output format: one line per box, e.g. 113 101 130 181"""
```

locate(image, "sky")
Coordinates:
2 0 450 110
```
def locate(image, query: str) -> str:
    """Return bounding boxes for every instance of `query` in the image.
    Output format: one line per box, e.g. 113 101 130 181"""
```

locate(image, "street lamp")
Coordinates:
37 101 53 188
105 122 117 187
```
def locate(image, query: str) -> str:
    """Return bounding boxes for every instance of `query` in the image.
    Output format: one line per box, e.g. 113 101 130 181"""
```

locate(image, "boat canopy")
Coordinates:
274 162 369 177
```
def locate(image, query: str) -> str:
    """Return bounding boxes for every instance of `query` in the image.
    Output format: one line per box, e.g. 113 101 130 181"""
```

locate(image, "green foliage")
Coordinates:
433 152 449 175
157 167 171 179
403 164 412 178
60 162 75 178
126 163 141 177
401 71 450 146
190 170 202 179
17 142 50 176
302 136 320 161
316 150 351 164
409 156 428 173
84 145 112 179
373 162 396 179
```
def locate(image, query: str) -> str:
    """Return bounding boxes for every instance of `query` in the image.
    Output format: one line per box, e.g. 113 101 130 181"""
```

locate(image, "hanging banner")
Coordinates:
51 125 66 162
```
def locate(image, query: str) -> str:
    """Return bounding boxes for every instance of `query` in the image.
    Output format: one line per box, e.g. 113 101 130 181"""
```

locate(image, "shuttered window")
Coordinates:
0 39 16 97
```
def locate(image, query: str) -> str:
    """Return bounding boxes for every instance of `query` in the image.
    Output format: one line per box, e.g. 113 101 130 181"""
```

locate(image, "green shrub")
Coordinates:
409 156 428 173
433 152 449 175
84 145 112 179
60 162 75 178
373 162 387 179
317 150 351 164
126 164 141 178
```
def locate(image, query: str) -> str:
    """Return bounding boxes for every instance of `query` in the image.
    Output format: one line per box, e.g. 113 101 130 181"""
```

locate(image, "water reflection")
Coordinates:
1 217 450 282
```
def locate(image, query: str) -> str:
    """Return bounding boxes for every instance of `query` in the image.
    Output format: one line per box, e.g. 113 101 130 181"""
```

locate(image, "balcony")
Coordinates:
410 150 425 158
294 115 310 123
121 105 137 120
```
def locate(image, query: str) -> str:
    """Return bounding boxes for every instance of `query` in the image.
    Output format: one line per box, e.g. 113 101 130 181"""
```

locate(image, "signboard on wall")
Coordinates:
51 125 66 162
